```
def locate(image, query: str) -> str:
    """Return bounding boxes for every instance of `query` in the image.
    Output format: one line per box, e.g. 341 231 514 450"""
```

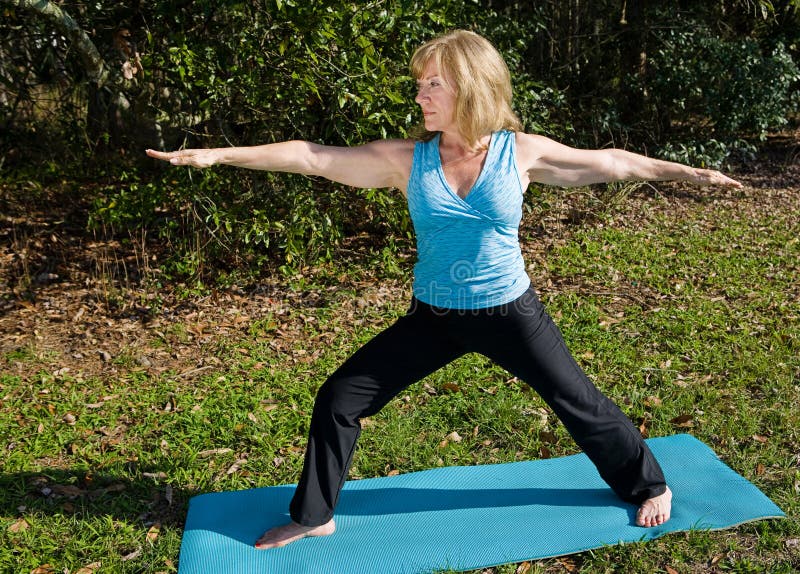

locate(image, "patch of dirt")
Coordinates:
0 179 406 382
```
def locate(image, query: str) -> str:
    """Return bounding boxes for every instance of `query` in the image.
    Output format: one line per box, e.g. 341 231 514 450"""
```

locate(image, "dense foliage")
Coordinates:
2 0 798 281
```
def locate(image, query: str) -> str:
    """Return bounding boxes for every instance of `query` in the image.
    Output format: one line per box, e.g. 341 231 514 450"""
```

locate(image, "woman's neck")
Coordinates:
439 130 491 154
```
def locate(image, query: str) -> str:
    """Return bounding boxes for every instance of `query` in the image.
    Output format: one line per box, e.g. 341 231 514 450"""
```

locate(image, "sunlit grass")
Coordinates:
1 186 798 572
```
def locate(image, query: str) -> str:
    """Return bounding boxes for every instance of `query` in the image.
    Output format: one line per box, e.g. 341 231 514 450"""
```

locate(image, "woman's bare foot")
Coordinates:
636 486 672 527
254 519 336 549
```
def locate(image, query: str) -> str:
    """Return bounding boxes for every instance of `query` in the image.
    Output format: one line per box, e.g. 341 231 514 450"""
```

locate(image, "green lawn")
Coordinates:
1 183 798 573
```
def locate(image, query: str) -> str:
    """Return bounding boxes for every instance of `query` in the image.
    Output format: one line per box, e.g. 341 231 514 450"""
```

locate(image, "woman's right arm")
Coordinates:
145 139 414 192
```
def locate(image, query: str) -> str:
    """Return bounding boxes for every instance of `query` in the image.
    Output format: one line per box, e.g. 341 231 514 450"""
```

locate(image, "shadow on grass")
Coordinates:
0 468 198 529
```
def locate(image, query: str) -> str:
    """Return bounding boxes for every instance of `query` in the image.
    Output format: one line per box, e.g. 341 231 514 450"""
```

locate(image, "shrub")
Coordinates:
646 24 800 166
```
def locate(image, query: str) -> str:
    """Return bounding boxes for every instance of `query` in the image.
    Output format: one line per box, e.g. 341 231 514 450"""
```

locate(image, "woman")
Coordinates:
147 30 741 549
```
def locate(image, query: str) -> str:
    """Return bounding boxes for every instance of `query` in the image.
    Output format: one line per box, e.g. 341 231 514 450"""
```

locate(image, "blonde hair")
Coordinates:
410 30 522 147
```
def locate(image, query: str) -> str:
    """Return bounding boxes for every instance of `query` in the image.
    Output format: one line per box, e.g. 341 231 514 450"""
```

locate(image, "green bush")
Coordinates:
95 1 568 280
646 25 800 166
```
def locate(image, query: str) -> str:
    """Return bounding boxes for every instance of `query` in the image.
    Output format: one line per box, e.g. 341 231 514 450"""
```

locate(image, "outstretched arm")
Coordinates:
517 133 742 188
145 139 414 191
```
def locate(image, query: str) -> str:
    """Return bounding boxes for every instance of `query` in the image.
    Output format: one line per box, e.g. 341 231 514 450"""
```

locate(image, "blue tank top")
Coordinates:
406 130 531 309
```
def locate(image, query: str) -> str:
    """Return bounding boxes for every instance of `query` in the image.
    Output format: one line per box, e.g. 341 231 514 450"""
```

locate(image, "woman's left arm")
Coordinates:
517 133 742 188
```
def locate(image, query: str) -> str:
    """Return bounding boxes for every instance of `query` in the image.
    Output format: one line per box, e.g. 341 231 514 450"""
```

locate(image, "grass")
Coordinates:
1 185 799 573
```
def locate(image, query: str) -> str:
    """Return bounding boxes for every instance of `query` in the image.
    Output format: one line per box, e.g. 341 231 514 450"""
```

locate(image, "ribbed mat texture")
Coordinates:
177 434 784 574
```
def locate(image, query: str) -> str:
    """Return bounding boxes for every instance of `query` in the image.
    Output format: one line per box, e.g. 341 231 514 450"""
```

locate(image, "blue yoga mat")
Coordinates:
177 434 784 574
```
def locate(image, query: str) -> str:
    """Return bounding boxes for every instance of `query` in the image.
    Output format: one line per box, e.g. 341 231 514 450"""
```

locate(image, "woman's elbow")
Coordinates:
604 150 632 181
293 141 325 175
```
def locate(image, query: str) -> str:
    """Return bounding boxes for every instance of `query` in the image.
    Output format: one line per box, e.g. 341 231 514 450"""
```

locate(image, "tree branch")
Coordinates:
3 0 109 86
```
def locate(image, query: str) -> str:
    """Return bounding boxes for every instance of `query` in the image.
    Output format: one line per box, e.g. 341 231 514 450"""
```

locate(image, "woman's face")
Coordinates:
415 60 456 133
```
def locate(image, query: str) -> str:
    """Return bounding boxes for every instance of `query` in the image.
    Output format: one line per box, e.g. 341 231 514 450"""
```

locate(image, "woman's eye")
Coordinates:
415 80 441 92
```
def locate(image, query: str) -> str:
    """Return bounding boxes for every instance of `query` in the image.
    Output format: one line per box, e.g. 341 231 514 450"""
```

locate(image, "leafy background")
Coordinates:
2 0 798 282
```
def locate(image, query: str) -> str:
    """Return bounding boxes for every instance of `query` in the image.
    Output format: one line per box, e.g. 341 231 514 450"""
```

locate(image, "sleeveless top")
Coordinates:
406 130 531 309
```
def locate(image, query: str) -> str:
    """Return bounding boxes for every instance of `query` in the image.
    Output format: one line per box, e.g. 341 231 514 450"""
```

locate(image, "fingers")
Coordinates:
717 175 744 188
145 148 185 163
709 170 742 188
695 168 743 188
145 148 210 167
145 148 171 160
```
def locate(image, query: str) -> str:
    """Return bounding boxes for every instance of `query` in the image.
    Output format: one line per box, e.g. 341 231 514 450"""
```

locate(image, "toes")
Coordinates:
254 537 275 549
636 506 665 527
638 509 669 527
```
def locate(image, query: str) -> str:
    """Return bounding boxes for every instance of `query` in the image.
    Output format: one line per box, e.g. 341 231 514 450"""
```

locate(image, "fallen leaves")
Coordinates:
143 471 168 480
85 395 117 409
50 484 84 498
34 479 127 500
95 483 126 496
439 431 463 448
638 416 650 438
219 458 248 479
446 431 463 443
670 414 694 428
146 523 161 543
644 395 663 407
710 552 726 566
555 556 578 572
121 548 142 561
197 447 233 458
261 400 279 413
441 382 461 393
7 517 29 533
539 430 557 444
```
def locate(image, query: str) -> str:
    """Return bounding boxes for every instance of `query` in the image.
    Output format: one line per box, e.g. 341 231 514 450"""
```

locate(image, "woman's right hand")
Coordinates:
146 148 218 168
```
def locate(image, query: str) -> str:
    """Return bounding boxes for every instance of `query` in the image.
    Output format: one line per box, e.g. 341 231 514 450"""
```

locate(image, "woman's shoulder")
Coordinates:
514 132 562 162
367 138 416 151
514 131 557 147
364 139 416 190
361 138 416 164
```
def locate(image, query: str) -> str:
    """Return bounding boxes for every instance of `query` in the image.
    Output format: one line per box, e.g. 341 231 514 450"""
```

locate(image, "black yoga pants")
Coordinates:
289 287 666 526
